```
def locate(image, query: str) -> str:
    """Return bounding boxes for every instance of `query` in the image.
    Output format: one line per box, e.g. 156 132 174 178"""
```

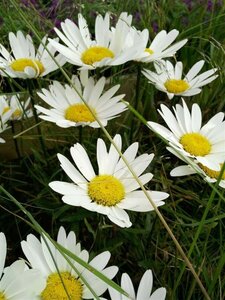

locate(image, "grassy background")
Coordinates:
0 0 225 299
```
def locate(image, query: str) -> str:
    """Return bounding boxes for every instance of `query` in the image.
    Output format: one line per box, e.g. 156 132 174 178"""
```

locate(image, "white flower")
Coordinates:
49 134 169 228
168 146 225 189
148 99 225 171
133 29 187 63
0 31 65 78
108 269 166 300
0 232 45 299
0 100 13 143
49 12 147 70
0 95 33 121
21 227 118 300
35 73 127 128
142 60 218 99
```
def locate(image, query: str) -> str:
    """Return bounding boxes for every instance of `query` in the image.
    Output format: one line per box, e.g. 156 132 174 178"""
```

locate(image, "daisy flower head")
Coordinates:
142 60 218 99
49 134 169 228
0 94 33 121
148 99 225 171
134 29 187 63
35 72 127 128
0 100 13 143
49 12 147 70
168 147 225 189
108 269 166 300
0 31 65 79
0 232 45 300
21 226 118 300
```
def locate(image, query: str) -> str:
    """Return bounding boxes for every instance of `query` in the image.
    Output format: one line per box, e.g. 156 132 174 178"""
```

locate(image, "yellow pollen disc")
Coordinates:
41 272 83 300
88 175 125 206
0 292 6 300
180 133 211 156
164 79 189 94
145 48 154 55
81 46 114 65
10 58 45 75
12 108 22 119
65 104 96 123
3 107 10 114
199 163 225 180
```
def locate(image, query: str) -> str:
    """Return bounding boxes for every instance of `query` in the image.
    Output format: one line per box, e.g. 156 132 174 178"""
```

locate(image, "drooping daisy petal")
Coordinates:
35 73 127 129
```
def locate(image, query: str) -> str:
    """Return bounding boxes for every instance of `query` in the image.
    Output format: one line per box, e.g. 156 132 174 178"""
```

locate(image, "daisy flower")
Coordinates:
108 269 166 300
0 100 13 143
0 94 33 120
0 31 65 78
0 232 45 299
49 12 147 70
49 134 169 227
21 226 118 300
35 73 127 128
134 29 187 63
148 99 225 171
142 60 218 99
168 146 225 189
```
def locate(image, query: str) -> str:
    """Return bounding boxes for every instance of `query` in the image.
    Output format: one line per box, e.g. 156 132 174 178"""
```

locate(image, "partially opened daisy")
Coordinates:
142 60 218 99
49 134 169 227
0 232 45 299
148 99 225 171
0 31 65 78
0 94 33 120
108 269 166 300
21 226 118 300
168 147 225 189
0 100 13 143
49 12 147 69
134 29 187 63
35 73 126 128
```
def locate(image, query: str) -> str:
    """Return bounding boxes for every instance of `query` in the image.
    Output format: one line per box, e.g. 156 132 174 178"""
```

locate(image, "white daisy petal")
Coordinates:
0 30 65 79
142 59 218 99
149 99 225 174
21 227 117 299
49 134 167 227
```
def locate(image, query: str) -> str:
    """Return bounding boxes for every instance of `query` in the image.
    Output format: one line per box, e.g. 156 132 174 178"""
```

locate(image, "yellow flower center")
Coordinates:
145 48 154 55
164 79 189 94
81 46 114 65
88 175 125 206
3 107 10 114
0 292 6 300
65 104 96 123
199 163 225 180
10 58 45 75
12 108 22 119
41 272 83 300
180 133 211 156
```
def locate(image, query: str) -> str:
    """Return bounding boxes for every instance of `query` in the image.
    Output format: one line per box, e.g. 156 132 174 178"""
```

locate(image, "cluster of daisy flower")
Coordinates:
0 8 223 299
0 228 166 300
